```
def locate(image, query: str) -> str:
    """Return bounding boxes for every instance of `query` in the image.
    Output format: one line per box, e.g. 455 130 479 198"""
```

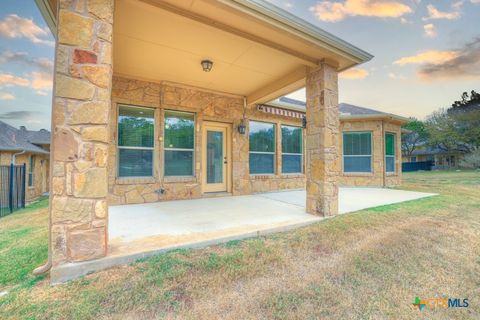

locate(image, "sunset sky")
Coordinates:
0 0 479 130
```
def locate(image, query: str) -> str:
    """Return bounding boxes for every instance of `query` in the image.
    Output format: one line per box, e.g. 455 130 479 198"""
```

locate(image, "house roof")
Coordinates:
0 121 50 155
20 127 51 145
268 97 409 123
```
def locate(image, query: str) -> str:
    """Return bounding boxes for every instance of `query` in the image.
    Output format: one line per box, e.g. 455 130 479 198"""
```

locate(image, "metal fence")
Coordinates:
402 161 434 172
0 164 26 218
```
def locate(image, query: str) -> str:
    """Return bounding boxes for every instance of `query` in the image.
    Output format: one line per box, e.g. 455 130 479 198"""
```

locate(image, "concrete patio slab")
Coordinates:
51 187 435 283
258 187 437 214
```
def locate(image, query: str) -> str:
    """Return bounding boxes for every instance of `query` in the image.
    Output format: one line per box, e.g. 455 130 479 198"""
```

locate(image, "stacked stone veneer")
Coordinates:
108 76 305 205
339 119 402 187
305 63 340 216
50 0 113 265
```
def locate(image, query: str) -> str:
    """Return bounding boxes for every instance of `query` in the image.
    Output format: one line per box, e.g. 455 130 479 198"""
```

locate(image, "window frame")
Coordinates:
28 155 34 187
342 131 373 174
281 124 303 174
249 120 276 175
163 109 196 177
117 104 155 178
385 132 396 173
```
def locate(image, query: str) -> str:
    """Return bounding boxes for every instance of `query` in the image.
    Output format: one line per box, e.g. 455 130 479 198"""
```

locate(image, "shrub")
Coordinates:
459 149 480 169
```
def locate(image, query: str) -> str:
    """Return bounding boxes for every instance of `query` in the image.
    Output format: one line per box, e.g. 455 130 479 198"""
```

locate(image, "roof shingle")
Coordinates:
0 121 50 154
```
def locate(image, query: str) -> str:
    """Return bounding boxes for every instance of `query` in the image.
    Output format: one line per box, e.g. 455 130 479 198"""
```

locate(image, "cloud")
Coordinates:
0 73 30 87
0 14 53 46
0 71 52 92
0 92 15 100
423 23 436 38
418 37 480 80
0 111 39 120
339 68 369 79
394 50 459 65
422 2 463 21
30 71 53 90
310 0 412 22
0 51 53 73
471 0 480 3
388 72 407 80
36 90 48 96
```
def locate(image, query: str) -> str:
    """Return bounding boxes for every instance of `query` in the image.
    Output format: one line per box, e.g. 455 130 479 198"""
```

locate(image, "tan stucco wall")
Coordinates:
339 119 402 187
0 151 49 202
108 76 305 205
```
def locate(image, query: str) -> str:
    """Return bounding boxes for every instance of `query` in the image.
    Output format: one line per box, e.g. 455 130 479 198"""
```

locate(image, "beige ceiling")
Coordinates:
113 0 361 103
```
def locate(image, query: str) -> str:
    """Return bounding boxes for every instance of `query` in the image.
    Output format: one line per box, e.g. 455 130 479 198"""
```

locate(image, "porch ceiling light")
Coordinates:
201 59 213 72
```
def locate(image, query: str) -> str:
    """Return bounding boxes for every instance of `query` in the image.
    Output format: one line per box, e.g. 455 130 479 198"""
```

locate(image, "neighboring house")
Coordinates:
402 147 465 169
0 121 50 202
36 0 387 276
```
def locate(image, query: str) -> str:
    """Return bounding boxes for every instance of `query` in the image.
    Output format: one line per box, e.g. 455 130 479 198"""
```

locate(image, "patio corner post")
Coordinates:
305 61 340 216
49 0 114 268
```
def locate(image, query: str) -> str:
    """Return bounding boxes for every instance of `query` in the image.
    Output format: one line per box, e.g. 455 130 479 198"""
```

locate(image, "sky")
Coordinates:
0 1 479 130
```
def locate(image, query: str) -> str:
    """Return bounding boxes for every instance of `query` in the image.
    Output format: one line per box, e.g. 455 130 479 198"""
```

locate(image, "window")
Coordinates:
117 105 154 177
411 156 417 162
385 133 396 173
281 125 302 173
343 132 372 173
249 121 275 174
164 111 195 176
28 155 34 187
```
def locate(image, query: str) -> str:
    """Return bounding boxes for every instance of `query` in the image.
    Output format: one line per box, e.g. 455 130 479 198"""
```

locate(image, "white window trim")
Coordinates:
249 120 276 175
342 131 373 174
385 132 396 173
281 125 303 174
117 104 155 178
163 110 196 177
28 155 34 187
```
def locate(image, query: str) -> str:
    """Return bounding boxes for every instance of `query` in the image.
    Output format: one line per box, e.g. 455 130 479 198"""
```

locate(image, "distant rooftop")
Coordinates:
0 121 50 154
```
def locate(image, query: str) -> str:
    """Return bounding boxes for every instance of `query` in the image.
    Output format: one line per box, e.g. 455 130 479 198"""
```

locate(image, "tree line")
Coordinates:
402 90 480 168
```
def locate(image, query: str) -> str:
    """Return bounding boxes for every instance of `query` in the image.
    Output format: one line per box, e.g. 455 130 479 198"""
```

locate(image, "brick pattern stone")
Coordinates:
51 0 113 266
305 63 340 216
339 119 402 187
108 76 305 205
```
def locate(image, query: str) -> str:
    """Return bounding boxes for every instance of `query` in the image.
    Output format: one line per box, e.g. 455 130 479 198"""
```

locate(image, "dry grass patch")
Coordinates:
0 171 479 319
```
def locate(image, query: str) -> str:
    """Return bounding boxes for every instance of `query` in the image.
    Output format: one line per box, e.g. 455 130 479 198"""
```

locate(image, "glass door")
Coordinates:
202 123 230 193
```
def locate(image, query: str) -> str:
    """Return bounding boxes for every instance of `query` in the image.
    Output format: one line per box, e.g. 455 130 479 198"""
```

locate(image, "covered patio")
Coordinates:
50 188 435 283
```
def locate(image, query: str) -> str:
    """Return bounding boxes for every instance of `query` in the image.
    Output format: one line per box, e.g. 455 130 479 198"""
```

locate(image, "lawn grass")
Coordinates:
0 171 479 319
0 197 49 288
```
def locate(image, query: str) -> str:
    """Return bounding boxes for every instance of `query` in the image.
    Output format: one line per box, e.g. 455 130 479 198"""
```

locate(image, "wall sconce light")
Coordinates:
238 119 246 135
302 115 307 128
201 59 213 72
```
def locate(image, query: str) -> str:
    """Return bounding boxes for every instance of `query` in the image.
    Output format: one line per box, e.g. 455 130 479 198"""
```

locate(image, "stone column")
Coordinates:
305 62 339 216
50 0 114 266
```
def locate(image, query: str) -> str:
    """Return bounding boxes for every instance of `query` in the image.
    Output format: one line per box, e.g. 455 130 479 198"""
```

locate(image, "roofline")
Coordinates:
35 0 373 67
0 147 49 155
339 113 409 124
35 0 57 37
265 101 409 124
223 0 374 67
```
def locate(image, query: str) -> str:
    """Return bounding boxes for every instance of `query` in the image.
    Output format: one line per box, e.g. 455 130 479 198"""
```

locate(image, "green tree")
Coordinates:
401 118 428 157
425 90 480 153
